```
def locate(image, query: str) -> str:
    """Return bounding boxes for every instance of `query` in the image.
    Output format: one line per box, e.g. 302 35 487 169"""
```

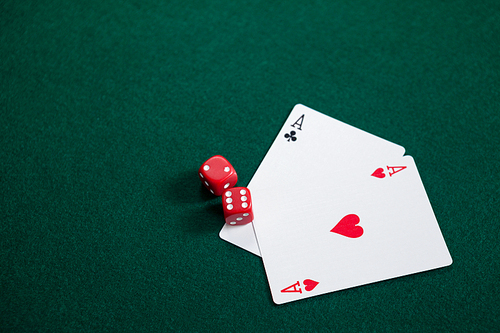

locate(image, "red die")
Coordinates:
222 187 254 225
198 155 238 196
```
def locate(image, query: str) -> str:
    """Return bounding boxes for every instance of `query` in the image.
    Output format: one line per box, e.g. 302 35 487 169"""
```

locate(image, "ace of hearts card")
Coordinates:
220 104 452 304
220 104 406 256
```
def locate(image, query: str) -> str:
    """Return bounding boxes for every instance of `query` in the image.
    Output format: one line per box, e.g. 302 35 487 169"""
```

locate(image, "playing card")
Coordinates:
220 104 406 255
252 155 452 304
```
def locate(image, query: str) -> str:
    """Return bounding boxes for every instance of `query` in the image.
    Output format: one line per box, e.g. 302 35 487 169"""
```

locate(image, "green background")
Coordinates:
1 0 499 331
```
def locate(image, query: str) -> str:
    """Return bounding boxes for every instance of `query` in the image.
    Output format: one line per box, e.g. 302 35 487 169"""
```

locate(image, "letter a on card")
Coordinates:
291 114 304 130
388 166 407 176
281 281 302 293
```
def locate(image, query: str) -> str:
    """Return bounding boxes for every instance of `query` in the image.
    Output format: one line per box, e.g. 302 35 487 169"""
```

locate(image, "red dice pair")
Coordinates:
198 155 254 226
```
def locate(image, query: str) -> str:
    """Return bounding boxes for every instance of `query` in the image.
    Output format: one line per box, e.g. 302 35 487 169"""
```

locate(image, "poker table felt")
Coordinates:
1 0 499 331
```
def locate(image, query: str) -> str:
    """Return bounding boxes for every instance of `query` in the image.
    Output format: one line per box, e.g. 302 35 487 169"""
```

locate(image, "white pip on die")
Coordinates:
222 187 254 225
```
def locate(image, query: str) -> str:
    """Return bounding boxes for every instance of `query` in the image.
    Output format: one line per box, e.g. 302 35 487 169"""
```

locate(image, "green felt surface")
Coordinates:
1 0 499 331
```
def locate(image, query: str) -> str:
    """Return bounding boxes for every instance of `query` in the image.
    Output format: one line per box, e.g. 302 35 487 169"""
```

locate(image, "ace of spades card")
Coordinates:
219 104 452 304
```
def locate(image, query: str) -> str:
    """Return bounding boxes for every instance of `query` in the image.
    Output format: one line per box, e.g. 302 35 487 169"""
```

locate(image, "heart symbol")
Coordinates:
303 279 319 292
371 167 385 178
331 214 363 238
